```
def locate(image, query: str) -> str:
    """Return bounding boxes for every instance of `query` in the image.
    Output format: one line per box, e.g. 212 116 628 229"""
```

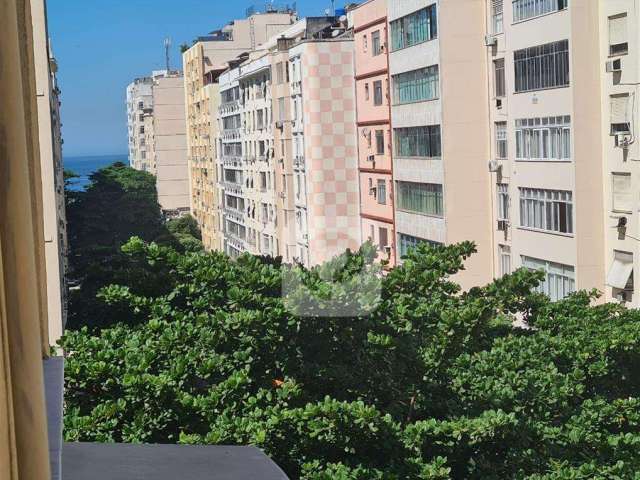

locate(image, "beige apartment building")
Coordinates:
127 71 190 216
184 9 296 251
32 0 67 344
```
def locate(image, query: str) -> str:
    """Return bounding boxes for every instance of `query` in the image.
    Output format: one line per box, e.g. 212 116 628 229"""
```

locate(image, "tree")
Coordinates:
65 162 202 329
61 240 640 479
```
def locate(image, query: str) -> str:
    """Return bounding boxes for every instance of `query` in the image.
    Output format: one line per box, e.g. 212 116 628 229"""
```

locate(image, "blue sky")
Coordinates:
48 0 336 157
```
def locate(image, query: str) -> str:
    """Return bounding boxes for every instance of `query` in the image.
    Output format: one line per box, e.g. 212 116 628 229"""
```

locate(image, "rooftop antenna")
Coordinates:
164 37 171 72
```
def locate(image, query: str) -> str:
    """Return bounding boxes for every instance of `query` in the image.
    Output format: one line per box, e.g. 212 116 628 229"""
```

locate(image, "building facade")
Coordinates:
126 77 153 171
184 9 297 252
352 0 396 267
388 1 494 289
32 0 67 344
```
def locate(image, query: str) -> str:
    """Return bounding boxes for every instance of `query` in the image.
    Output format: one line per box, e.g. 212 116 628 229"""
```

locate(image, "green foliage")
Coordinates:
65 162 203 329
61 241 640 479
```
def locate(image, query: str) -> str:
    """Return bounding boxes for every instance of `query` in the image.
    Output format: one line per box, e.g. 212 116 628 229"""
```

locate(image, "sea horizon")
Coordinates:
64 153 129 191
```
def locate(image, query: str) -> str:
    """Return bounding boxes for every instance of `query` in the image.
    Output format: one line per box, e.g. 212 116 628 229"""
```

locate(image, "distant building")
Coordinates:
126 77 153 171
184 8 297 251
127 71 189 216
32 0 67 345
217 17 361 266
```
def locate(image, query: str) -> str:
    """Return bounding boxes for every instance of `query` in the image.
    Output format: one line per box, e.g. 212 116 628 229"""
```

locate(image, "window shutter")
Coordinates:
492 0 503 14
610 94 630 124
612 173 633 212
609 14 627 46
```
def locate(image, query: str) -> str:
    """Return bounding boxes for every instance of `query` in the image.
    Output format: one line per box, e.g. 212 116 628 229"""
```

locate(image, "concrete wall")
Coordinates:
153 75 189 213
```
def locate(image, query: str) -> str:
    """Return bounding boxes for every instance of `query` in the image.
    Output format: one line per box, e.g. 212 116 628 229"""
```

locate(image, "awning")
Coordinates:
606 251 633 289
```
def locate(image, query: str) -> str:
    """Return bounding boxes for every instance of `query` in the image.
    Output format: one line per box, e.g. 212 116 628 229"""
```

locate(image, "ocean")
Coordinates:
64 154 128 191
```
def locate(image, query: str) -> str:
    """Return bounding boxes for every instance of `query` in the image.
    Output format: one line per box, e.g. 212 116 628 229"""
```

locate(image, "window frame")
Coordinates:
392 65 439 105
390 4 437 51
519 187 574 235
396 181 444 217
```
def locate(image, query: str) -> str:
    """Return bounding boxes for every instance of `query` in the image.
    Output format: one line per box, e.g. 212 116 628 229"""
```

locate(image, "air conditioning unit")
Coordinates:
606 58 623 73
369 187 377 196
496 98 503 109
275 120 284 129
484 34 497 47
367 154 375 162
616 132 631 148
383 245 392 255
488 160 501 172
497 219 509 231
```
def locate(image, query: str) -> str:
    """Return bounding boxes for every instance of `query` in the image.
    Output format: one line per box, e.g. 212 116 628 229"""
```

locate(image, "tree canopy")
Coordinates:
65 162 202 329
61 239 640 479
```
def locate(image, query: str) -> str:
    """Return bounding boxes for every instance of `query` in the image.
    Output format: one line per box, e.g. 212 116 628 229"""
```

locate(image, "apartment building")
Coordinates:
127 71 189 215
352 0 395 267
388 1 493 288
184 9 296 252
32 0 68 344
126 77 153 171
151 72 190 215
483 0 607 303
596 0 640 306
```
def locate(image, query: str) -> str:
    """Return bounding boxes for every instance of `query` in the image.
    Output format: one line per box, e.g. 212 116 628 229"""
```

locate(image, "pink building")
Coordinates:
351 0 395 267
289 37 361 266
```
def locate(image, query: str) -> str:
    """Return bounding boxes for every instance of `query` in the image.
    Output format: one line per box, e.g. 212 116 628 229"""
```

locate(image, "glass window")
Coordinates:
610 94 631 134
378 227 388 249
497 184 509 221
499 245 511 276
495 122 507 159
394 126 441 158
390 5 437 51
494 59 505 97
512 0 568 23
399 233 440 257
377 179 387 205
396 181 443 216
519 187 573 234
392 65 439 104
612 172 633 212
515 116 571 161
364 83 369 101
609 13 628 55
375 130 385 155
514 40 569 92
521 256 575 301
372 30 382 56
492 0 503 34
373 80 383 106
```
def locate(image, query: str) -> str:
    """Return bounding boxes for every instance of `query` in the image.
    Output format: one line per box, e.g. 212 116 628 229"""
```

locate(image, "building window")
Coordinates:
495 122 508 159
514 40 569 92
612 172 633 213
373 80 383 106
608 13 628 55
395 126 441 158
377 179 387 204
392 65 439 104
276 62 284 84
610 94 631 134
492 0 503 34
512 0 568 23
497 183 509 221
364 83 370 101
519 187 573 234
499 245 511 276
494 59 505 97
375 130 385 155
522 256 575 302
278 97 286 122
515 116 571 161
608 250 634 293
390 5 437 51
398 233 439 257
363 34 368 52
378 227 388 249
396 181 443 216
260 172 268 191
372 30 382 56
